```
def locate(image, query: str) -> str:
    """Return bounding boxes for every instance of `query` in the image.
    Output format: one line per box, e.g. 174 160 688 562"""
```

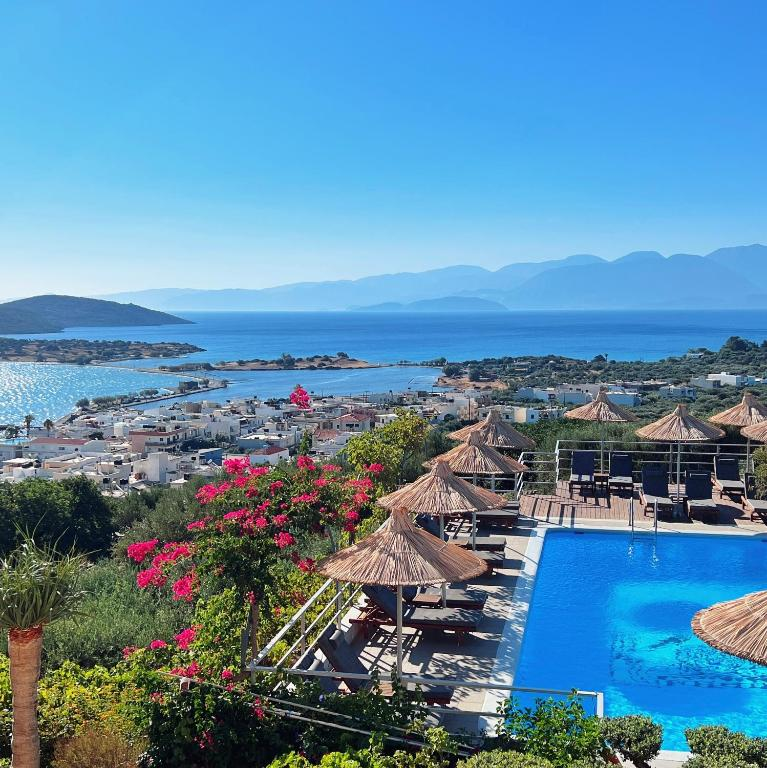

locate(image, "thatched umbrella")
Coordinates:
692 590 767 666
426 432 526 489
636 404 725 496
564 390 638 470
448 409 536 452
711 393 767 471
378 460 505 588
316 507 486 675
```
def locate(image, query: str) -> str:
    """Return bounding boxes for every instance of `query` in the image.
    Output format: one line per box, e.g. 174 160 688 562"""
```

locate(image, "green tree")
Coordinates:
4 426 21 440
297 430 312 456
0 538 88 768
22 415 35 438
344 409 429 489
75 399 91 409
42 420 54 436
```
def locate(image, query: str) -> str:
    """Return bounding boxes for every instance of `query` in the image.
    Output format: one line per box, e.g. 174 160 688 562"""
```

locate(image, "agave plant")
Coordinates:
0 538 88 768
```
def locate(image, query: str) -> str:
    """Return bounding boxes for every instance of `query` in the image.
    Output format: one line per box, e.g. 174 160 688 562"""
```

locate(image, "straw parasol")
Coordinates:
448 409 536 452
378 459 506 581
426 432 526 489
710 392 767 428
564 390 637 470
636 404 725 496
712 393 767 472
692 590 767 666
316 507 486 675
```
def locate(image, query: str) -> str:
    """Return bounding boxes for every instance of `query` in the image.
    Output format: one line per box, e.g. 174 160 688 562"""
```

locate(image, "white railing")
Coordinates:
517 450 558 496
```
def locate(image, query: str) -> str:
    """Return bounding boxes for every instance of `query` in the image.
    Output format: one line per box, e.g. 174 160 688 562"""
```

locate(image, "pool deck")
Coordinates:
334 486 767 764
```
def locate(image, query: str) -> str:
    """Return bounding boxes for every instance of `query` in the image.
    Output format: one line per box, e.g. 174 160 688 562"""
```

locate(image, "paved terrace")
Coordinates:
332 483 766 743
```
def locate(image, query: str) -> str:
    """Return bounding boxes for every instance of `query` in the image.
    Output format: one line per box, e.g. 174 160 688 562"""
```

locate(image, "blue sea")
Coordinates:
2 309 767 424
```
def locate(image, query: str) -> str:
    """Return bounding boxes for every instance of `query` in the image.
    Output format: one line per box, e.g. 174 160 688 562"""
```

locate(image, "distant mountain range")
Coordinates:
98 244 767 312
0 295 192 334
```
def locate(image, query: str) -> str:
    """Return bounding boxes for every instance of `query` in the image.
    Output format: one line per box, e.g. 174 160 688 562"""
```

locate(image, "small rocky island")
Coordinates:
159 352 377 372
0 338 204 364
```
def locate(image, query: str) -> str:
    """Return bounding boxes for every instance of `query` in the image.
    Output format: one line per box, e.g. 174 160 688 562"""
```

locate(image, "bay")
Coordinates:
4 309 767 425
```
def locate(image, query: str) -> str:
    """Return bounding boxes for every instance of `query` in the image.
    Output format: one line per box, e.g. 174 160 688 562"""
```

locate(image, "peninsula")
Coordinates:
0 294 192 334
0 338 204 364
158 352 376 373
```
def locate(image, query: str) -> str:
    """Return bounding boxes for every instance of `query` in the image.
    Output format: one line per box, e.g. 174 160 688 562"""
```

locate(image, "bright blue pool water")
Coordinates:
514 530 767 750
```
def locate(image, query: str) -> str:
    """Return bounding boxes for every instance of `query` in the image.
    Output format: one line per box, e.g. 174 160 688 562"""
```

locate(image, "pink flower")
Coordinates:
249 466 270 477
136 567 166 589
149 692 165 703
220 668 234 681
234 475 248 488
126 539 159 564
172 572 196 602
297 558 315 573
223 508 248 521
322 464 342 472
272 513 288 527
269 480 284 494
291 492 319 504
254 516 268 529
290 385 311 410
195 484 219 504
344 510 360 523
313 478 329 488
149 639 168 650
274 531 295 549
353 491 370 505
186 518 208 531
223 457 250 476
365 462 384 474
296 454 316 471
174 626 197 651
122 645 138 658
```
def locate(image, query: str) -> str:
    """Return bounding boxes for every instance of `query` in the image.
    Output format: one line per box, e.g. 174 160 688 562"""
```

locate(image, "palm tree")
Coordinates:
0 539 87 768
42 420 54 436
4 425 21 440
22 415 35 438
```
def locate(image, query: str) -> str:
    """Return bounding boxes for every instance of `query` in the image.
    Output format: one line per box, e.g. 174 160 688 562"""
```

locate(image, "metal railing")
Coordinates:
252 578 363 668
516 450 558 497
553 439 754 484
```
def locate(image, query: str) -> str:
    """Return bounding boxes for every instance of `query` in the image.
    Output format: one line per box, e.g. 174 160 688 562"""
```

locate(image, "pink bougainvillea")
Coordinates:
149 639 168 650
289 384 311 410
126 539 159 564
174 626 197 651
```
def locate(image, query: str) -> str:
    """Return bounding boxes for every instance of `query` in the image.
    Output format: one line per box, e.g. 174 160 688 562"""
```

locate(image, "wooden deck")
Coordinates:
519 481 766 532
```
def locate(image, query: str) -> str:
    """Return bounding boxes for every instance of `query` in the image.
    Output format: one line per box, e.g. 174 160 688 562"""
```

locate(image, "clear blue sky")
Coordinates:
1 0 765 298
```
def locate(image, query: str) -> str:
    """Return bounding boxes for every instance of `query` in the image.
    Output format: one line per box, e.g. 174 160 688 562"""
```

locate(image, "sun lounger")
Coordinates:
743 474 767 524
568 450 596 497
352 585 482 642
640 464 674 517
713 457 745 500
316 627 453 705
608 452 634 497
416 513 505 551
460 506 519 529
402 585 487 610
685 471 718 523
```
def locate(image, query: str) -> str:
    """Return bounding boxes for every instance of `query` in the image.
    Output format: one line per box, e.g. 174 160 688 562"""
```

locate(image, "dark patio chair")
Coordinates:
685 471 718 523
640 464 673 517
743 474 767 524
608 452 634 497
568 450 595 497
713 457 745 500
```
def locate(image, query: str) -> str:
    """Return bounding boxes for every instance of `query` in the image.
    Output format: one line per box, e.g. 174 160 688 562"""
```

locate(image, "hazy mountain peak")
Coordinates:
613 251 664 264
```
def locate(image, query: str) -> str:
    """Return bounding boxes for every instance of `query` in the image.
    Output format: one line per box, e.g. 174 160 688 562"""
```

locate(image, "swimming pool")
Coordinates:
513 529 767 751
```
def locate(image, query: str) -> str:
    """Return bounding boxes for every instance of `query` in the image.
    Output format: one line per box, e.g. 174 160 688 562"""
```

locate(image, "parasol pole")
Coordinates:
439 516 448 607
677 441 682 498
396 585 403 677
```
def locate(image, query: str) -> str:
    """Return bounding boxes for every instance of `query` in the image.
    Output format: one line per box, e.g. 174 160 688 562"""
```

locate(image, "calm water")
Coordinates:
514 530 767 750
14 309 767 364
0 363 182 425
5 309 767 424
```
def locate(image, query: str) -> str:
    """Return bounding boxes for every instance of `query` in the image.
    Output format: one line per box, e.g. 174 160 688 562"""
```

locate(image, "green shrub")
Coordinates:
600 715 662 767
457 749 555 768
39 559 192 669
495 696 604 767
685 726 767 768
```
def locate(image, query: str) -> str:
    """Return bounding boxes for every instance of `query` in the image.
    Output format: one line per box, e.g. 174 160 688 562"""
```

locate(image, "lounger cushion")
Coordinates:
608 476 633 486
404 605 481 629
715 479 744 491
642 493 673 508
569 473 594 483
688 499 717 510
747 498 767 511
416 588 487 609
